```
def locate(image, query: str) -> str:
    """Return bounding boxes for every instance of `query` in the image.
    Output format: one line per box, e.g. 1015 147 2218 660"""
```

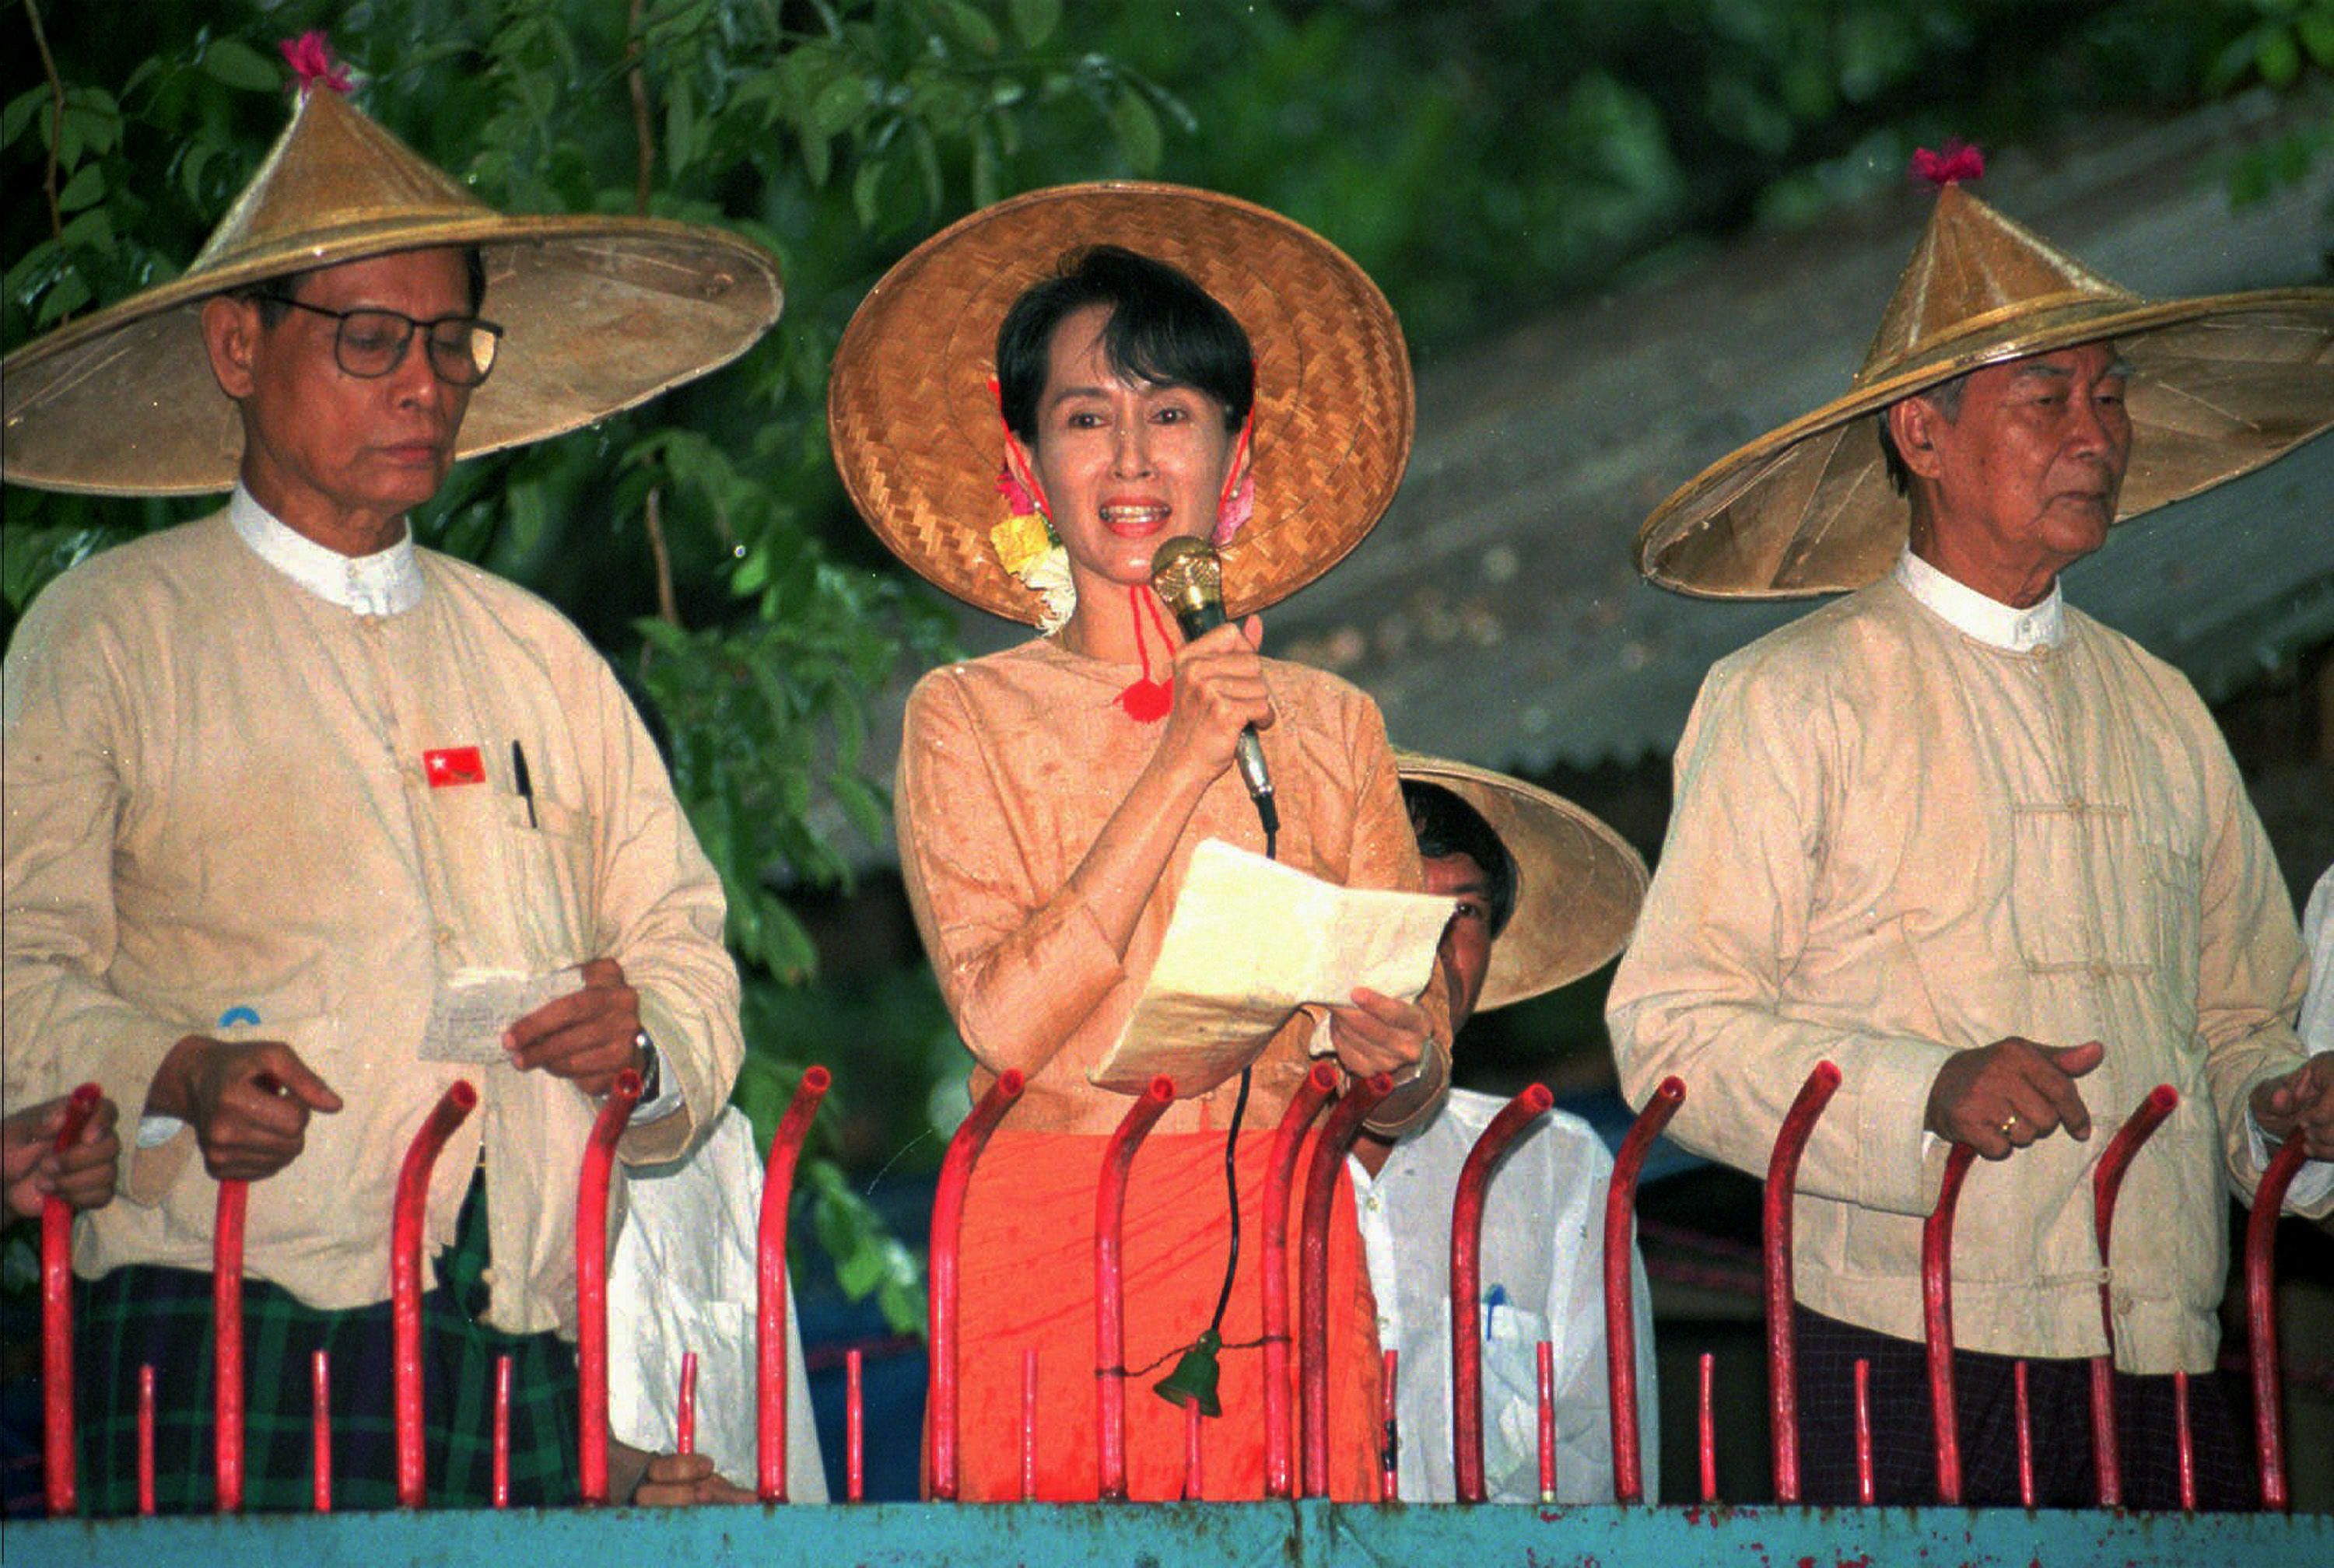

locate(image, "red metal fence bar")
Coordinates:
40 1081 100 1518
576 1068 643 1506
1537 1342 1557 1504
1852 1357 1873 1507
1382 1347 1400 1503
1698 1352 1716 1504
1449 1083 1553 1503
1605 1076 1684 1504
212 1177 250 1511
676 1350 698 1456
927 1068 1022 1502
492 1355 510 1509
1261 1062 1338 1499
1095 1076 1176 1501
138 1363 156 1517
2247 1136 2311 1511
2014 1360 2034 1509
757 1065 831 1503
846 1347 865 1503
1300 1072 1393 1500
1763 1061 1839 1503
1921 1141 1978 1504
2088 1083 2177 1507
391 1080 476 1510
311 1350 331 1514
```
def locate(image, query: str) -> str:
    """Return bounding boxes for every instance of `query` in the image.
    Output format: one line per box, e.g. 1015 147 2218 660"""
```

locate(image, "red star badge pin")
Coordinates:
422 746 486 787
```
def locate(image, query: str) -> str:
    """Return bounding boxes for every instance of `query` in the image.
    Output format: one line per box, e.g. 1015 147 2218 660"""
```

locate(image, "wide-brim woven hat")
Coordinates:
1396 754 1647 1013
2 86 782 496
1636 180 2334 598
827 182 1414 622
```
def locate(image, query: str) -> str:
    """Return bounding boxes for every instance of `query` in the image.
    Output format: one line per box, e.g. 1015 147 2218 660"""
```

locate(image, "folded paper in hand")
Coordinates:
1089 838 1453 1097
421 966 583 1063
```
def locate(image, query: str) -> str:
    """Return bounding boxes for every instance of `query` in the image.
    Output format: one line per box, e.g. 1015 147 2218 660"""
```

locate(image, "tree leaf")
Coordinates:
1109 86 1162 173
853 155 888 229
1009 0 1062 49
202 37 284 94
2255 26 2301 87
55 163 106 215
809 73 865 138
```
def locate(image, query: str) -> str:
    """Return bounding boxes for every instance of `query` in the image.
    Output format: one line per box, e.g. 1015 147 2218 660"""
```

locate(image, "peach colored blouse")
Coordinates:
897 635 1447 1136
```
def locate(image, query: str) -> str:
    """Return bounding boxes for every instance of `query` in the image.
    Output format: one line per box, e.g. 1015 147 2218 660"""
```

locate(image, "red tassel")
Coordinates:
1911 139 1984 187
1116 585 1174 722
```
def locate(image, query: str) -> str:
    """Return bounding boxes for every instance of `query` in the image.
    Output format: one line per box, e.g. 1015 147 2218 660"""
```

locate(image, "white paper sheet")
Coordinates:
1089 838 1452 1097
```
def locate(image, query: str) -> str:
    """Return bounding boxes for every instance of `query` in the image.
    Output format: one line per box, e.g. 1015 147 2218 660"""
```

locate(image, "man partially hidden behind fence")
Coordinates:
1350 757 1657 1502
1608 154 2334 1508
1 75 780 1510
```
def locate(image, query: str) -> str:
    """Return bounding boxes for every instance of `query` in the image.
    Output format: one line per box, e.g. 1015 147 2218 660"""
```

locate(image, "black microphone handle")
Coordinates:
1165 598 1279 838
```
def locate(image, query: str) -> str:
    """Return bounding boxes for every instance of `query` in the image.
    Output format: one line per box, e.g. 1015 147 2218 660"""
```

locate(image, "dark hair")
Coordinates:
1402 780 1519 939
1877 371 1968 495
236 246 490 325
995 245 1253 444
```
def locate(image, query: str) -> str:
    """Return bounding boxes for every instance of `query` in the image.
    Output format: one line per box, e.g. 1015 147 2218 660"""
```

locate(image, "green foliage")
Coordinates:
1 0 1165 1336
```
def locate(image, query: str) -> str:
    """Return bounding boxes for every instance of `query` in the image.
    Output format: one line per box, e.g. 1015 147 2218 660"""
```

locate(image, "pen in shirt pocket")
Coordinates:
511 740 538 828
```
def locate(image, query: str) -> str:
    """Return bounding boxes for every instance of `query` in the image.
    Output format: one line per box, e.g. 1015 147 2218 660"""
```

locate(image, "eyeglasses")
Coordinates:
256 296 505 387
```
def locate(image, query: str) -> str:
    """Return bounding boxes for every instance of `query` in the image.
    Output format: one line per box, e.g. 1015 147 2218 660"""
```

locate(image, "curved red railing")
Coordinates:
1095 1076 1176 1501
2087 1083 2177 1508
755 1064 831 1502
1449 1083 1553 1503
1605 1075 1684 1504
1921 1141 1978 1504
2247 1136 2311 1511
1261 1061 1338 1498
1763 1061 1840 1503
576 1067 643 1506
213 1176 250 1510
927 1068 1022 1501
40 1081 100 1518
391 1080 477 1509
1299 1070 1393 1499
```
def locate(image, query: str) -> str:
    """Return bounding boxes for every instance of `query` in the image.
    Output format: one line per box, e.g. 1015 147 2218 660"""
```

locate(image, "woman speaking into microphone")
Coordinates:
829 184 1448 1501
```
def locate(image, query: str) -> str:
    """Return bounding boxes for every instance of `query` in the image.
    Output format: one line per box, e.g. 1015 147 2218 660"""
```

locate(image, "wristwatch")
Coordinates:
631 1028 661 1102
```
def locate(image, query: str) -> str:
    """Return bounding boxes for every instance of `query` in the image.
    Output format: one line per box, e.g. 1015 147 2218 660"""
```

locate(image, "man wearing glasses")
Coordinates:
2 83 779 1510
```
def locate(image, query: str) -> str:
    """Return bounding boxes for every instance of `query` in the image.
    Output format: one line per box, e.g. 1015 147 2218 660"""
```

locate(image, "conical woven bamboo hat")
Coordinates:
1636 180 2334 598
827 182 1414 623
1397 754 1647 1013
2 87 782 496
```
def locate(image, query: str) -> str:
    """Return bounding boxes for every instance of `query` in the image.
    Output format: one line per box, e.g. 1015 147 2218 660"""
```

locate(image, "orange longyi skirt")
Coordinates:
946 1127 1383 1501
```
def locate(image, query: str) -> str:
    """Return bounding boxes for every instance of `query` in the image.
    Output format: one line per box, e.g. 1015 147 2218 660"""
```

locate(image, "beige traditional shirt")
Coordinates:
1607 561 2324 1374
2 504 741 1335
896 635 1447 1137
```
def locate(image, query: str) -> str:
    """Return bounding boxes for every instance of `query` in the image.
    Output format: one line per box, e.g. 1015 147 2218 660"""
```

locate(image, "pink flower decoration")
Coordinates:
1909 139 1984 188
280 31 354 96
995 462 1043 518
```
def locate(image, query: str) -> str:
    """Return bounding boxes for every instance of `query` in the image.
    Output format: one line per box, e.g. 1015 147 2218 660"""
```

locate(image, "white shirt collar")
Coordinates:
230 485 423 618
1893 548 2063 652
